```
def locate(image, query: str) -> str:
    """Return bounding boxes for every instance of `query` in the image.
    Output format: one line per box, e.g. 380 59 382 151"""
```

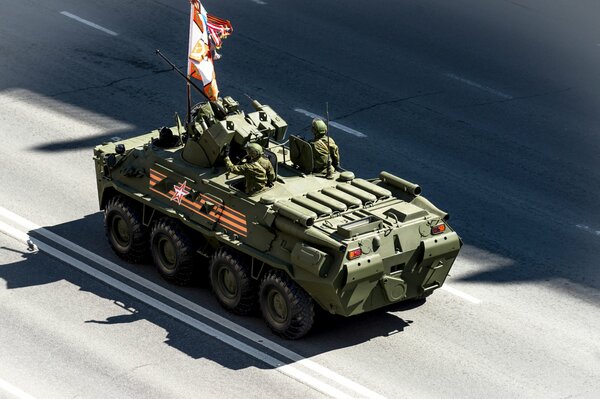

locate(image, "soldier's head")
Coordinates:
245 142 263 161
311 118 328 138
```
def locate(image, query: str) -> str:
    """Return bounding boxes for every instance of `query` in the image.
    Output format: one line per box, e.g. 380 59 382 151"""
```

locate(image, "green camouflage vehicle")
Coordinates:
93 97 462 339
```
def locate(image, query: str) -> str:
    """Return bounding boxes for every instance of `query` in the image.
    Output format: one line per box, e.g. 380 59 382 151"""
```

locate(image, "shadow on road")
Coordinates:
0 214 421 371
31 130 142 152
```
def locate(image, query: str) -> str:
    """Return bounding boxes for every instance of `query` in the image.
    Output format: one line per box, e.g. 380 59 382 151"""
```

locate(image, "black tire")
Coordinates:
209 249 257 315
259 270 315 340
150 218 196 285
104 195 149 263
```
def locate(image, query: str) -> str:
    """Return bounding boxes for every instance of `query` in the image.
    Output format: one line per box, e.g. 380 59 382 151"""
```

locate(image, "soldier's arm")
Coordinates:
330 140 340 167
266 162 276 184
224 156 246 175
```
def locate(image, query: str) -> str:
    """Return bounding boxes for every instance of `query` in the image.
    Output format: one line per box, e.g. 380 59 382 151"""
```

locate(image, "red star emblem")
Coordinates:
171 181 190 205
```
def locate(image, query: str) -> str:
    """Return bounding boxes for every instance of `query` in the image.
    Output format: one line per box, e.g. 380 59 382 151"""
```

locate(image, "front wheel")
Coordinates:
259 271 314 340
150 219 196 285
104 195 149 263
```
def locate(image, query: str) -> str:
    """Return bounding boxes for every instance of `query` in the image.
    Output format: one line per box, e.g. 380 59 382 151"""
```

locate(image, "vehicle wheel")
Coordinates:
104 195 149 263
259 270 315 340
209 249 257 315
151 218 196 285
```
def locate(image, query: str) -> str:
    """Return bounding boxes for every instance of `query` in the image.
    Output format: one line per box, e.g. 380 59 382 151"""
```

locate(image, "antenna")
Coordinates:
325 102 332 178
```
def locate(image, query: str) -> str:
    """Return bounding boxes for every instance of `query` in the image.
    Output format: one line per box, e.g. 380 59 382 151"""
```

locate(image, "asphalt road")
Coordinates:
1 0 599 398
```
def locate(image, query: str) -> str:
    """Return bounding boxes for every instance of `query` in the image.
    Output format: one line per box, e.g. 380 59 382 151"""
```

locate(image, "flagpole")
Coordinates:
186 82 192 124
187 0 194 124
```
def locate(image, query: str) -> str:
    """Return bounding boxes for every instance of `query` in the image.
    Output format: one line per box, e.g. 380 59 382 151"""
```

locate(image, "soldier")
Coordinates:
311 118 340 175
223 142 275 195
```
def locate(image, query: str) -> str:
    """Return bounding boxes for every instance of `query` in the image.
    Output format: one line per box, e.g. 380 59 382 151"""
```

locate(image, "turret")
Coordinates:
181 97 289 167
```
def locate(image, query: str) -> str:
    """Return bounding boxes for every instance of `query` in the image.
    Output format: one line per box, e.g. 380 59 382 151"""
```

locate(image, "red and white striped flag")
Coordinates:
188 1 233 100
207 14 233 49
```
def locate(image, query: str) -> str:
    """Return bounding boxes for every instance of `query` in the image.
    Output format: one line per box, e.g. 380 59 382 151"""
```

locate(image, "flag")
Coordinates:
188 0 233 101
207 14 233 49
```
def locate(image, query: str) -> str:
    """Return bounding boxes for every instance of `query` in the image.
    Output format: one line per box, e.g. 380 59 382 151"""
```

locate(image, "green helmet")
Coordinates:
311 118 328 138
245 142 263 160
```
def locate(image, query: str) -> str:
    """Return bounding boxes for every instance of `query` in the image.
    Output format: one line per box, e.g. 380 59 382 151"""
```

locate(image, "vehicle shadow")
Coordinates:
31 130 143 152
0 213 421 372
0 243 258 370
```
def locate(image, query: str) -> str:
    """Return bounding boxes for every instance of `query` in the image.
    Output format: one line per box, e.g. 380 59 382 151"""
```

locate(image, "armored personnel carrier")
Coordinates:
94 97 462 339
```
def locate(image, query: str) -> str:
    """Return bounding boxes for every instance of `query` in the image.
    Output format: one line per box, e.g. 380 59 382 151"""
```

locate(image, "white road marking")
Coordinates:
441 284 482 304
0 207 387 399
294 108 368 138
0 221 354 399
0 377 38 399
250 0 268 4
445 73 513 99
575 224 600 237
60 11 118 36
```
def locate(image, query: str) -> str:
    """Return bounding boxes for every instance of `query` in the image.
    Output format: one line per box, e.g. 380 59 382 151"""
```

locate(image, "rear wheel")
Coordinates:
104 195 149 263
259 271 314 339
151 219 196 285
209 249 257 315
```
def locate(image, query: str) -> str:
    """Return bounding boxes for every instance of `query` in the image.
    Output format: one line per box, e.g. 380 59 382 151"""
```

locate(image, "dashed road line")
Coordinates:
441 284 482 304
575 224 600 237
249 0 268 4
294 108 368 138
60 11 118 36
0 377 38 399
445 73 513 99
0 207 386 399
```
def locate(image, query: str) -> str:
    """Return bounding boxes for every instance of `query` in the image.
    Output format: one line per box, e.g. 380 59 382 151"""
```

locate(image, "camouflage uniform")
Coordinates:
311 119 340 174
312 137 340 173
257 156 276 186
224 143 275 195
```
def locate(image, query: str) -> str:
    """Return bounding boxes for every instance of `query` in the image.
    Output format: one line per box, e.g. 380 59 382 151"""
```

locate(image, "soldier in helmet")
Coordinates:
223 142 275 195
311 118 340 175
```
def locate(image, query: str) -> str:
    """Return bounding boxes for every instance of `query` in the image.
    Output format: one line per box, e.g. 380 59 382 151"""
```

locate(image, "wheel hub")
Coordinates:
112 216 130 246
268 290 288 323
158 236 177 269
219 267 238 299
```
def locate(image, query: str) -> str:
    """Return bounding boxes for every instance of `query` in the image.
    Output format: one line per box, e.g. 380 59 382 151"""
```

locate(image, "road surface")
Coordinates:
1 0 599 398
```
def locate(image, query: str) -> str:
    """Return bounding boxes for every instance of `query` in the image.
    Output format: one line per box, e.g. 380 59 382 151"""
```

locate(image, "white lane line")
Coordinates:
249 0 268 4
294 108 368 138
0 207 386 399
0 377 38 399
575 224 600 237
0 220 354 399
441 284 481 304
60 11 118 36
445 73 513 100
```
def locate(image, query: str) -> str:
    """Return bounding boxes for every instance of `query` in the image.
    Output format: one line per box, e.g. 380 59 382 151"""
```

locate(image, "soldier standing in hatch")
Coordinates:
311 118 340 176
223 142 275 195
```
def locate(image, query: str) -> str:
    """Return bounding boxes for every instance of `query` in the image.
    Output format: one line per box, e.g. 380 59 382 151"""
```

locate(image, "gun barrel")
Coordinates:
155 49 209 101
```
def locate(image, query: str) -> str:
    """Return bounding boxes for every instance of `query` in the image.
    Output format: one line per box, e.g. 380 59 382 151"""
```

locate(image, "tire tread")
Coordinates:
259 270 314 340
104 195 149 263
209 249 258 315
151 218 196 285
